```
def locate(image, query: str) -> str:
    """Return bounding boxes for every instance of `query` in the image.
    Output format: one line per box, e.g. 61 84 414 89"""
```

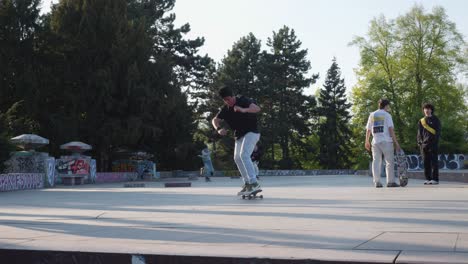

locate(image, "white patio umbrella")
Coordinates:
10 134 49 150
60 141 92 153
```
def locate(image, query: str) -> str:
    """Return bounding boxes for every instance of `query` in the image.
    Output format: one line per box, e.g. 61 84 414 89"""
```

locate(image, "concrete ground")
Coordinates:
1 175 468 263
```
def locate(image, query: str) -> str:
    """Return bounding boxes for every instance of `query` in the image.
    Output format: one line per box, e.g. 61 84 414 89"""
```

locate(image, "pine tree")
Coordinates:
194 33 263 170
317 58 352 169
261 26 318 169
0 112 14 173
0 0 42 129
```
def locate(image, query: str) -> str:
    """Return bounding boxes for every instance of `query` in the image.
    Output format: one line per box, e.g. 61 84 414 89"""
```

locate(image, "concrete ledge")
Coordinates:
159 170 357 179
123 183 145 188
408 170 468 183
95 172 138 183
164 182 191 187
0 248 396 264
397 251 468 264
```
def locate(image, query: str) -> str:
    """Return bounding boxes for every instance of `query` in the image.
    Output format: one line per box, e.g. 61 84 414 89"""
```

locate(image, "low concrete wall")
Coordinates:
356 168 468 183
95 172 138 183
159 170 357 178
408 170 468 183
260 170 355 176
0 248 371 264
0 173 44 192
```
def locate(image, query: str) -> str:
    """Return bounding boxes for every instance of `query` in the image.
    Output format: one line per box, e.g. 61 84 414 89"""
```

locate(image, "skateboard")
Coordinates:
241 189 263 200
395 149 408 187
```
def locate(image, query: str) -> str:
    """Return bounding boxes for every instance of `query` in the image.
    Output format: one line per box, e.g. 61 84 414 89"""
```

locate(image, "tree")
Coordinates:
0 0 42 129
0 111 14 173
0 0 213 171
216 33 263 98
351 5 467 158
194 33 263 170
317 58 352 169
261 26 318 169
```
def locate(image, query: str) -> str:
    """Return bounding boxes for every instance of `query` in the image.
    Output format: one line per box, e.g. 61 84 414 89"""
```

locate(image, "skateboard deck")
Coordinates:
395 149 408 187
241 189 263 200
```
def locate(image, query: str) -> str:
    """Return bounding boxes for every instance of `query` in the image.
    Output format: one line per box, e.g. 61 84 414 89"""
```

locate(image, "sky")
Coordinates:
41 0 468 95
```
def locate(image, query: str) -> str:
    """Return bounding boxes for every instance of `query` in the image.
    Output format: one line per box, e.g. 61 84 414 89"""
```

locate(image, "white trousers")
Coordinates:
372 141 395 184
234 132 260 184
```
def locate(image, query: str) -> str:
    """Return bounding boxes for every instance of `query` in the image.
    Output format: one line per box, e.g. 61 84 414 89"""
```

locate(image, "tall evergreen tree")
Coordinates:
261 26 318 169
317 58 352 169
0 111 14 173
194 33 263 170
0 0 42 132
216 33 262 98
0 0 214 170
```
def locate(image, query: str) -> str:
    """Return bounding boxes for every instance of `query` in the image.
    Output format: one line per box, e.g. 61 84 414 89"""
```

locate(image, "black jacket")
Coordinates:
417 115 441 150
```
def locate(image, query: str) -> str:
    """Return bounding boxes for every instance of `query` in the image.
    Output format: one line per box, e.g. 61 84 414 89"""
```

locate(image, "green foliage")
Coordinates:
351 5 468 155
317 59 353 169
2 101 41 135
2 1 466 172
0 112 14 173
261 26 318 169
194 27 318 169
0 0 42 114
0 0 212 170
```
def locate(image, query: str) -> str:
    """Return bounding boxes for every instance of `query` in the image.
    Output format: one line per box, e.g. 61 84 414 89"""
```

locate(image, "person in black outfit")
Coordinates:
212 86 261 194
417 103 441 185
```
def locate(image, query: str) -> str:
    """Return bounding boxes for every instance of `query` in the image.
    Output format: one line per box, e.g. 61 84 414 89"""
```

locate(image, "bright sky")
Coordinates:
41 0 468 94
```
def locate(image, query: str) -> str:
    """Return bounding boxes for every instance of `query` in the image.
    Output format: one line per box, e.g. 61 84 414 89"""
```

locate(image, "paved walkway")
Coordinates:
1 175 468 263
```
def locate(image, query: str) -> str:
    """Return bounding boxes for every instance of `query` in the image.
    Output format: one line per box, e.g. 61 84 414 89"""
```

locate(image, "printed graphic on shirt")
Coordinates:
372 115 385 134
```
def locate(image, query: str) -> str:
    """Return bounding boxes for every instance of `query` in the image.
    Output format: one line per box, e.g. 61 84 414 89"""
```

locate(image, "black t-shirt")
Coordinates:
215 96 259 139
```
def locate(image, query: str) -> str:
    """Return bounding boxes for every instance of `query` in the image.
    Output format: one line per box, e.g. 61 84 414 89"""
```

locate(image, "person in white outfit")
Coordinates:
365 99 401 188
212 86 261 195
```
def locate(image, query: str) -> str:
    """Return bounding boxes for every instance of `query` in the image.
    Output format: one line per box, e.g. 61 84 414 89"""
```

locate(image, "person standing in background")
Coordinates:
417 103 441 185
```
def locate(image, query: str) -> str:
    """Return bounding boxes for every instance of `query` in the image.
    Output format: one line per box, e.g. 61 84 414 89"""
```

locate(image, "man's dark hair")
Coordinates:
218 86 233 98
422 103 435 113
378 99 390 109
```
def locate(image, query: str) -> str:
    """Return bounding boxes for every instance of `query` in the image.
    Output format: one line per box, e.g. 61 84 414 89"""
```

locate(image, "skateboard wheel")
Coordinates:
242 195 246 199
259 195 263 199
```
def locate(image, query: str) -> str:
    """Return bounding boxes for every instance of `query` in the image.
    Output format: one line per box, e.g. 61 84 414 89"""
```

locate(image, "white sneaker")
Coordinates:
424 180 431 185
430 180 439 185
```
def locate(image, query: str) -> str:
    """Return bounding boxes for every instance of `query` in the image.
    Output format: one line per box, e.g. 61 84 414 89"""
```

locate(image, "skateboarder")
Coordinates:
417 103 441 185
365 99 401 188
198 147 214 182
212 86 261 195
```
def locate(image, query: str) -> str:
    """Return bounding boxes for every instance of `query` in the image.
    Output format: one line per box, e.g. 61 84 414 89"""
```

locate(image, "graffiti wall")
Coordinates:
57 157 91 175
112 160 156 179
136 161 155 178
112 160 136 172
4 152 49 173
45 157 56 187
90 159 97 183
0 173 44 192
406 154 465 171
95 172 138 183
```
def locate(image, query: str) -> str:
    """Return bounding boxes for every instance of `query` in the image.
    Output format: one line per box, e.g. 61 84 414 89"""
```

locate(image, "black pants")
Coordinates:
422 147 439 181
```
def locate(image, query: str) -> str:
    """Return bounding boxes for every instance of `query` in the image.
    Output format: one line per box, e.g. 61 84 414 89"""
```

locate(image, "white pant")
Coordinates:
253 161 259 177
371 141 395 184
234 132 260 184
